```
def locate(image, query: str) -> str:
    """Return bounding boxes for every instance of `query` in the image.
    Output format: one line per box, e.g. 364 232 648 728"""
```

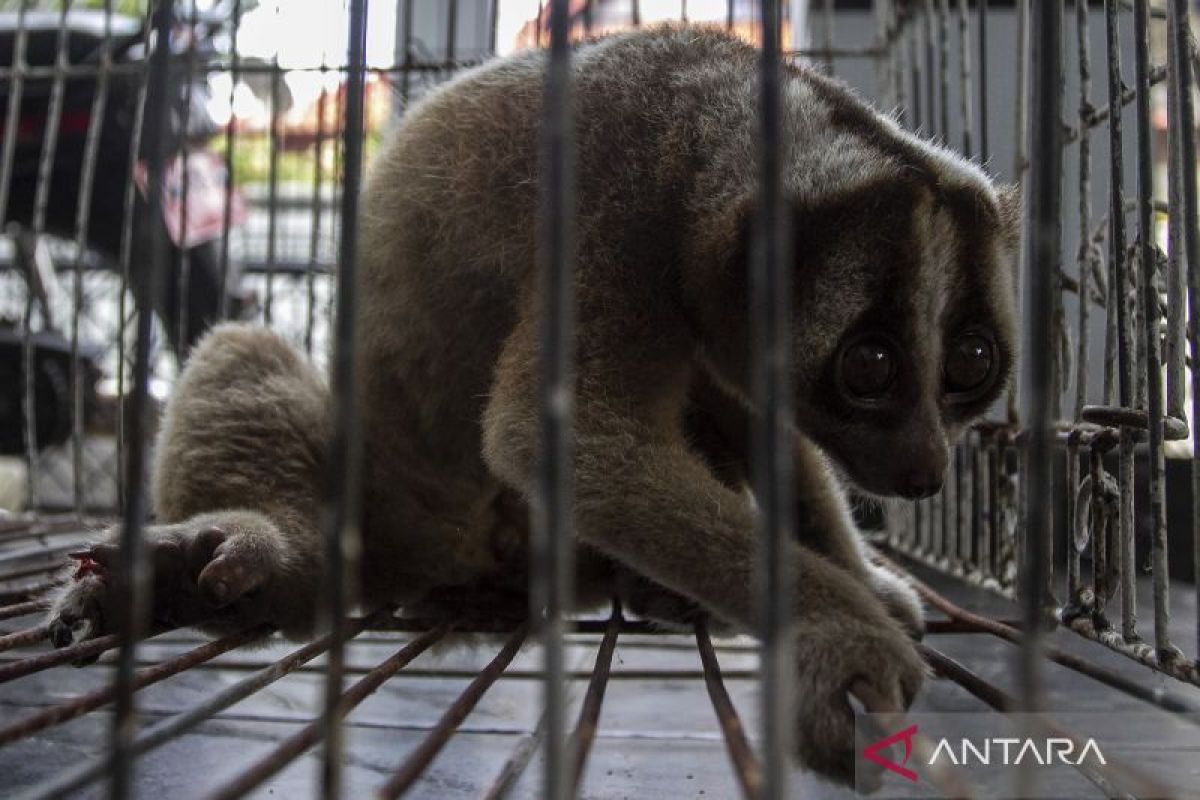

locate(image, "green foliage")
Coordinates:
76 0 146 14
0 1 260 18
0 0 146 13
211 129 385 190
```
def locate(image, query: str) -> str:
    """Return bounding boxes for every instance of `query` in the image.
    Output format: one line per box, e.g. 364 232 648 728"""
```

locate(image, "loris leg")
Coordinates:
47 508 322 645
48 324 329 644
482 311 925 785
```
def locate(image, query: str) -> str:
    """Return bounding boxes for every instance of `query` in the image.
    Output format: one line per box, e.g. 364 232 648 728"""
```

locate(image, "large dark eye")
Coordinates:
839 337 897 400
944 332 996 396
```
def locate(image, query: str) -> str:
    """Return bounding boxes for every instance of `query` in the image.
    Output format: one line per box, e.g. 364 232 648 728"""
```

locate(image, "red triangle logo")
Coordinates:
863 723 920 783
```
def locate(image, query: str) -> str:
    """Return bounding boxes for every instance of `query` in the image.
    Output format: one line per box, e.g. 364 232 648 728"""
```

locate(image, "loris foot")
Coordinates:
792 607 927 787
616 569 714 632
46 510 317 647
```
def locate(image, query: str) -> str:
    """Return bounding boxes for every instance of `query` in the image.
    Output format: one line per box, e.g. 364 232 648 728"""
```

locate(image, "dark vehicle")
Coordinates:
0 7 248 454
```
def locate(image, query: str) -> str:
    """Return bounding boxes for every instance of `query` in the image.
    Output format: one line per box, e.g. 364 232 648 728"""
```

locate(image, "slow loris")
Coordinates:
50 26 1017 785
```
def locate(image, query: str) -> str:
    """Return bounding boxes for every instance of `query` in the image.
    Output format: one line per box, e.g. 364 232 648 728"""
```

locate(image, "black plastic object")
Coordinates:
0 325 96 454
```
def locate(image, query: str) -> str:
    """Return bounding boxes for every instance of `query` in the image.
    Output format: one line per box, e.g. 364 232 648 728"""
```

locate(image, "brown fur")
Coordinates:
48 27 1018 786
48 325 329 641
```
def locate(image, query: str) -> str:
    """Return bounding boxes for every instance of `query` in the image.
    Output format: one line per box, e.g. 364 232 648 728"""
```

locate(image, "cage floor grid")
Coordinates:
1 514 1198 799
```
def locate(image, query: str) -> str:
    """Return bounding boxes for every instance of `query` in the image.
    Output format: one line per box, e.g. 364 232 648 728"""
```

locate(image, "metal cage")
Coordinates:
0 1 1199 798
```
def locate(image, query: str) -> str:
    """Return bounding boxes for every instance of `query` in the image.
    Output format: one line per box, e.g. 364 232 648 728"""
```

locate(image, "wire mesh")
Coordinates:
884 0 1200 693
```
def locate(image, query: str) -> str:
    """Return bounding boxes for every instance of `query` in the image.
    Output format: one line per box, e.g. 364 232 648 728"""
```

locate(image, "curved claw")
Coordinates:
48 618 75 648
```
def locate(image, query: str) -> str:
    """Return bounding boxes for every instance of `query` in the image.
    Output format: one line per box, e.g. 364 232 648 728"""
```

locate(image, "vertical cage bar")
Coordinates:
1051 15 1067 427
30 2 71 237
874 0 890 107
1010 0 1029 422
951 450 961 564
931 481 944 558
931 494 940 556
987 435 1000 579
956 0 971 159
914 497 925 554
1050 4 1065 610
328 83 343 332
70 1 117 516
446 0 459 64
977 0 988 163
1104 0 1139 643
317 1 370 797
937 0 949 143
1020 0 1062 722
218 0 243 319
536 1 576 798
754 2 794 797
956 443 970 567
174 0 200 355
115 18 153 514
930 495 939 556
1066 436 1081 600
1104 236 1118 404
925 1 936 135
972 435 985 572
1165 0 1187 424
0 1 27 231
1017 441 1028 596
821 0 833 74
942 474 953 563
1090 440 1111 614
306 81 330 356
1168 0 1200 663
23 2 74 512
110 0 177 794
490 0 500 53
910 11 922 132
401 0 414 107
1132 0 1172 658
1075 0 1092 420
892 1 907 128
265 15 283 327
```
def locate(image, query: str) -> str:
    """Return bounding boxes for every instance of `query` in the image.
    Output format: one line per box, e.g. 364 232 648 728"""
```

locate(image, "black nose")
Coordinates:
897 470 943 499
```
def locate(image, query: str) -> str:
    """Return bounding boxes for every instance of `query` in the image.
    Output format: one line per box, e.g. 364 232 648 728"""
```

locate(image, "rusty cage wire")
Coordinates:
0 0 1199 798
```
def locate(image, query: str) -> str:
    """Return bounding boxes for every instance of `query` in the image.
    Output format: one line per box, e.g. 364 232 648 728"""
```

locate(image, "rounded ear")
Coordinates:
997 183 1023 250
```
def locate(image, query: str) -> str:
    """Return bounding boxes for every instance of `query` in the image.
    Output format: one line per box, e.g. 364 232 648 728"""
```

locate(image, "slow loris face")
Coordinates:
790 175 1018 499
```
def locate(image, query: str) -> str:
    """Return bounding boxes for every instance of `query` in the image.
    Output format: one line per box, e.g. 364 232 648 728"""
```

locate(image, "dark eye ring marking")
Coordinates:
835 332 900 406
944 329 999 402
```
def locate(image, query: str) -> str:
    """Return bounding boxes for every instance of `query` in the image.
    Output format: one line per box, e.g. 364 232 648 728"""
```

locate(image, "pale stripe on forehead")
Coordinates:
909 195 961 393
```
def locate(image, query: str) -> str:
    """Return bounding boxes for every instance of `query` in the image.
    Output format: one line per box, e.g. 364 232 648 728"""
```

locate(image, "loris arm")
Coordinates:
685 366 867 570
481 303 925 785
686 365 925 636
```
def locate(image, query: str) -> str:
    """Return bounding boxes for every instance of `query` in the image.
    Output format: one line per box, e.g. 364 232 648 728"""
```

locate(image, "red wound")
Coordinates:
70 554 106 581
